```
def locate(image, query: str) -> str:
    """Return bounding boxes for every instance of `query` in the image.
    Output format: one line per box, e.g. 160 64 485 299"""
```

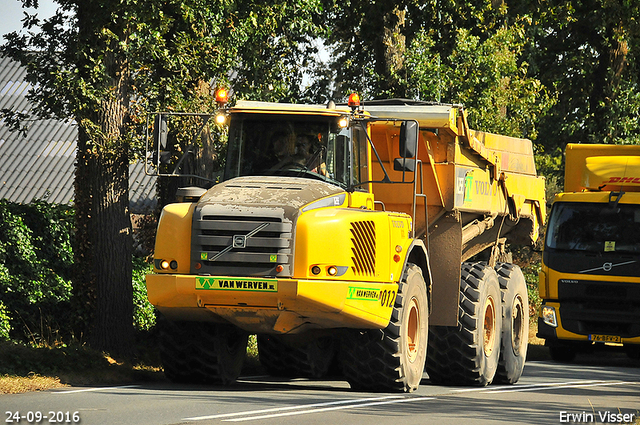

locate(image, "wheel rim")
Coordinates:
483 296 497 357
511 294 525 355
406 296 421 363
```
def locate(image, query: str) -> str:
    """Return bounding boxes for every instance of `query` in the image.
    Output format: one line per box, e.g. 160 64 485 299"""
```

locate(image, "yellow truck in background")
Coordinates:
145 94 546 391
539 144 640 361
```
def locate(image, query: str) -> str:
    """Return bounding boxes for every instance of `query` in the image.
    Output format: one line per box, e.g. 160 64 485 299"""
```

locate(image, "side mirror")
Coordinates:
394 157 417 172
154 114 168 150
399 121 418 158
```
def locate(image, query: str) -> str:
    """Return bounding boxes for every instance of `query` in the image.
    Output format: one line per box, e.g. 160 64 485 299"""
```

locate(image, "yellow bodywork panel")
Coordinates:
147 273 398 334
564 143 640 192
294 206 412 283
367 117 545 239
153 202 196 274
540 188 640 347
147 200 412 334
551 191 640 209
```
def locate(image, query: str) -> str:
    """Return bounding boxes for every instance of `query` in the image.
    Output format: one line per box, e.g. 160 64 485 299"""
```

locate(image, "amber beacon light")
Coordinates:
348 92 360 109
215 87 228 105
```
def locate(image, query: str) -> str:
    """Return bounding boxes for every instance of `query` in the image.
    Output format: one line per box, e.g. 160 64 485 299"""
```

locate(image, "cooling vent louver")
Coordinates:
350 221 376 276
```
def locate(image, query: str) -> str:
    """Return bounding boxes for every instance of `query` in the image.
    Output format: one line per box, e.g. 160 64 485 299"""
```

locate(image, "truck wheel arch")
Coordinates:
405 239 432 310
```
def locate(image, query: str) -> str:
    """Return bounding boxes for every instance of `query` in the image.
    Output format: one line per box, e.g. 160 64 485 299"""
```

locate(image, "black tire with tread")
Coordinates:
425 262 502 386
340 263 429 392
159 316 248 385
494 263 529 384
257 334 337 378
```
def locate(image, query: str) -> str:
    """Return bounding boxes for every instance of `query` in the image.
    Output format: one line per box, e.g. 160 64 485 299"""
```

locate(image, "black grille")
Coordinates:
192 215 293 277
558 279 640 337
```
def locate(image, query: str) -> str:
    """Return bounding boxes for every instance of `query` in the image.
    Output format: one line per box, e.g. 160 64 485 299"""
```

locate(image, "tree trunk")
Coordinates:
90 143 133 355
373 5 407 96
72 12 134 355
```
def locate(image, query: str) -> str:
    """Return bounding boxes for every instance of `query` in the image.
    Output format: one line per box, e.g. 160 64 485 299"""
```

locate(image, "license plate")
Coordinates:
589 334 621 343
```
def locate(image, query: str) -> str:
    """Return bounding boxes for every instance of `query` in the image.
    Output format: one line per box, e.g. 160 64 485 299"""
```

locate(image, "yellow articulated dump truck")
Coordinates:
145 93 546 391
539 144 640 362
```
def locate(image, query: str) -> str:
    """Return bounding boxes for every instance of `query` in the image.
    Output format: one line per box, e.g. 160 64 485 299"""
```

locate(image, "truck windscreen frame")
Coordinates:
223 113 366 190
545 201 640 253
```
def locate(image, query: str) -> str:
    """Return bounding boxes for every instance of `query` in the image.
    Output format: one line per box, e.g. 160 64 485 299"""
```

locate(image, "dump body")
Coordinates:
538 144 640 358
365 103 545 324
145 98 546 389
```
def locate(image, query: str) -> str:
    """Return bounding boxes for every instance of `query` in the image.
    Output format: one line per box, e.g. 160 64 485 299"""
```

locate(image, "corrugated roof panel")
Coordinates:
0 56 157 211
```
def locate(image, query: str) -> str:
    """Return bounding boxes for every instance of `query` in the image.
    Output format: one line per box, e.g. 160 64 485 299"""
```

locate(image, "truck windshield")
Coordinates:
224 113 367 190
545 202 640 253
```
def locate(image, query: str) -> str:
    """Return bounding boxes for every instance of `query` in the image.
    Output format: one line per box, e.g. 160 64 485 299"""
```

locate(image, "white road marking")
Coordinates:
450 380 638 395
221 396 436 422
451 380 606 393
53 385 139 394
183 395 417 421
486 380 637 394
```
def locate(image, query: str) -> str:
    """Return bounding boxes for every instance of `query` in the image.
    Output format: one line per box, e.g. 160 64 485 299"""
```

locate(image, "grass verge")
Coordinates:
0 375 64 394
0 341 163 394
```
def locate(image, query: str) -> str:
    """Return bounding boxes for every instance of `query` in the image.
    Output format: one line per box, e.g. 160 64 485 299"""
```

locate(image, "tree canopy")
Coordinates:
512 0 640 150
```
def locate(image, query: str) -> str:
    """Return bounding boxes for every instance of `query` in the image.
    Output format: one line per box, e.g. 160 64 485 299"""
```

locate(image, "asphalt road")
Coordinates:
2 350 639 425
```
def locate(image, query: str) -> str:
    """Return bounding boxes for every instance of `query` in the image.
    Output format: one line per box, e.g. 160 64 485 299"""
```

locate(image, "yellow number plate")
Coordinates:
589 334 621 343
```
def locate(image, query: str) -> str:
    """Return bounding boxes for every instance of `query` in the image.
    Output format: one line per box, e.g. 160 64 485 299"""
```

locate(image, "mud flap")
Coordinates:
428 212 462 326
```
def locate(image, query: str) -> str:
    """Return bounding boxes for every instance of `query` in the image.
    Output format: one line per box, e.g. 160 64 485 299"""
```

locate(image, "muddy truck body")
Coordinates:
145 96 545 391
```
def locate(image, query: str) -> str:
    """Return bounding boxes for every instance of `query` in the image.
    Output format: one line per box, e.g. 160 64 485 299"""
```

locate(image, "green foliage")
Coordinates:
132 257 155 332
0 200 74 344
406 24 554 139
0 200 155 343
319 0 511 100
523 262 542 319
229 0 326 102
0 302 11 341
511 246 543 319
514 0 640 150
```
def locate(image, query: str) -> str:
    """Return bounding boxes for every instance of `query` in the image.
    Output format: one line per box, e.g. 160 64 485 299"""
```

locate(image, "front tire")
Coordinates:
159 317 248 385
341 263 429 392
426 262 502 386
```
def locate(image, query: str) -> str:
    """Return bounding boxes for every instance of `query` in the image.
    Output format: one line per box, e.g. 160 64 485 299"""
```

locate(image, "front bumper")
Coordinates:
146 273 398 334
538 301 640 345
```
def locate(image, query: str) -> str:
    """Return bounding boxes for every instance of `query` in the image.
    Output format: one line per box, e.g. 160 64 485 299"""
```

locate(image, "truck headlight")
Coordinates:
541 305 558 328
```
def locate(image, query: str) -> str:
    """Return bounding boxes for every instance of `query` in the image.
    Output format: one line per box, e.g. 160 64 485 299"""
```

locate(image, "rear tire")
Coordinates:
426 262 502 386
159 317 248 385
494 263 529 384
341 263 429 392
257 334 337 378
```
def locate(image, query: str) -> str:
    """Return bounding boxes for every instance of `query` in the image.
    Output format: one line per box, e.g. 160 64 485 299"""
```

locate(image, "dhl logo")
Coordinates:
602 177 640 184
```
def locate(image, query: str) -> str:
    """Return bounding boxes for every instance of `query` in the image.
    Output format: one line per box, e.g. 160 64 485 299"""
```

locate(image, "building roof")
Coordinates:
0 56 156 213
